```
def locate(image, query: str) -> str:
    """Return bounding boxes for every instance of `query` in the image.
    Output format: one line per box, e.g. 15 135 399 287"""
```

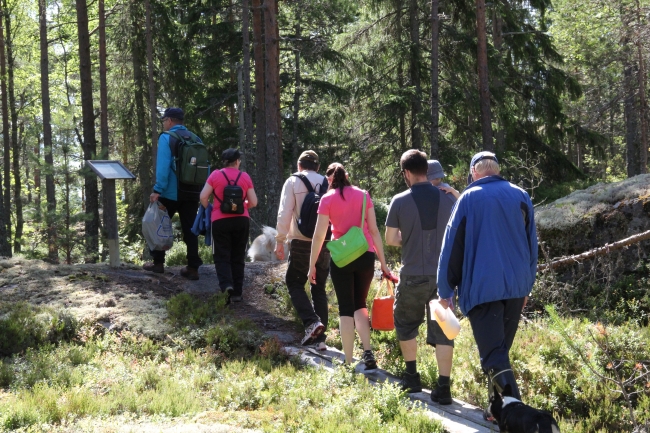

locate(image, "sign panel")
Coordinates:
86 160 136 180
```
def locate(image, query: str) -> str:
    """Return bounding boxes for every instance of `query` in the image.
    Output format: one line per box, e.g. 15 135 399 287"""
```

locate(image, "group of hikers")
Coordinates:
142 107 538 422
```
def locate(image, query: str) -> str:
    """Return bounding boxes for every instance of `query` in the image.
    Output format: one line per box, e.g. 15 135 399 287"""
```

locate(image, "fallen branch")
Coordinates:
537 229 650 272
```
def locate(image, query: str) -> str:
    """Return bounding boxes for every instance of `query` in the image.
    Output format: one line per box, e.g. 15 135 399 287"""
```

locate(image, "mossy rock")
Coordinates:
535 174 650 272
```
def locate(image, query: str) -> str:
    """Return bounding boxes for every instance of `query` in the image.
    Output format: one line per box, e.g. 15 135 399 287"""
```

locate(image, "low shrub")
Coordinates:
0 303 79 357
166 293 228 327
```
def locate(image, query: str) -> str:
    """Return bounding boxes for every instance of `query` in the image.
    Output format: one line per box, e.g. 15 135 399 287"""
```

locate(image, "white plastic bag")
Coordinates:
429 299 461 340
142 202 174 251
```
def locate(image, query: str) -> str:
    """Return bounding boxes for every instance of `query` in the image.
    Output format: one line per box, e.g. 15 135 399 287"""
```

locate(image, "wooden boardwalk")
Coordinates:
286 345 497 433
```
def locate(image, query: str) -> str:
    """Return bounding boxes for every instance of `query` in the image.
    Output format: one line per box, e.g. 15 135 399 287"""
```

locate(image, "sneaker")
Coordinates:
361 350 377 372
314 342 327 351
301 321 325 346
143 262 164 274
430 383 452 405
180 266 199 280
400 372 422 393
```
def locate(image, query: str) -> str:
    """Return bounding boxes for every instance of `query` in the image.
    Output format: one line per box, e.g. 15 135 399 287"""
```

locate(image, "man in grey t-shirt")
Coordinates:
385 149 456 403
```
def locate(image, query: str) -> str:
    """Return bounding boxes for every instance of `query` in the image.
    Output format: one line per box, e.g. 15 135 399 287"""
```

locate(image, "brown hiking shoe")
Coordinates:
143 262 164 274
180 266 199 280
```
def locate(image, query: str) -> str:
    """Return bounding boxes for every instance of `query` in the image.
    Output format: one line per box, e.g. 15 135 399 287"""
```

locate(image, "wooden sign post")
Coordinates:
86 160 136 267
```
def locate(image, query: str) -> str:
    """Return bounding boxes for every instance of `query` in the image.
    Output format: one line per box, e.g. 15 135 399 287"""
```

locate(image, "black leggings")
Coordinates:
329 251 376 317
211 217 250 296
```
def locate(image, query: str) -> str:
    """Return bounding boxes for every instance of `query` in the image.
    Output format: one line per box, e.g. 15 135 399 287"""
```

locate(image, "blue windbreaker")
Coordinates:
437 176 538 315
153 125 200 201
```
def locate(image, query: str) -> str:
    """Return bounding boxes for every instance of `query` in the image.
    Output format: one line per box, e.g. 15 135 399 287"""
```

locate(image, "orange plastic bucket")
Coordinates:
371 278 395 331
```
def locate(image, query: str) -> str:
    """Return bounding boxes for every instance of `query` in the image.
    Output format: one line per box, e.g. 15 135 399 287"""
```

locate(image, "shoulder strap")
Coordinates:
221 169 243 186
319 176 329 194
360 190 367 228
292 173 315 193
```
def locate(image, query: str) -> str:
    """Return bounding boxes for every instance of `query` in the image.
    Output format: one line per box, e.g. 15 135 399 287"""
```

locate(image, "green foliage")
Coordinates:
165 293 229 328
0 303 79 357
164 238 214 267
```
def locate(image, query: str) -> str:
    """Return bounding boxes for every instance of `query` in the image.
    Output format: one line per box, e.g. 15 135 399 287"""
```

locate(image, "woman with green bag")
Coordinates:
308 163 393 371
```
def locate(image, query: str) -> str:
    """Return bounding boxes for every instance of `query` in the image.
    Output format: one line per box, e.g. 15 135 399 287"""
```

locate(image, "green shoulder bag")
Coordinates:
326 191 369 267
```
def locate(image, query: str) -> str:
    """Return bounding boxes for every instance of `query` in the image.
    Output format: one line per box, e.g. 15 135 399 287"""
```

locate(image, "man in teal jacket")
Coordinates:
437 151 538 421
143 107 203 280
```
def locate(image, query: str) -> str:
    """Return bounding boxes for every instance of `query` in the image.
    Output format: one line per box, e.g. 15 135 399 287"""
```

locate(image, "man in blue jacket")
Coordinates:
437 151 538 421
143 107 203 280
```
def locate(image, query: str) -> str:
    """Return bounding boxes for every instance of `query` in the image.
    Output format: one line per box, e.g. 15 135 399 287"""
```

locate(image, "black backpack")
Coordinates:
215 170 245 214
292 173 330 239
164 130 210 201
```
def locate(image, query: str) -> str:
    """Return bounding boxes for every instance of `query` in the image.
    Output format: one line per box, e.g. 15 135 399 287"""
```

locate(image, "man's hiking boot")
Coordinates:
301 321 325 345
361 350 378 372
400 372 422 393
430 383 452 405
143 262 164 274
180 266 199 280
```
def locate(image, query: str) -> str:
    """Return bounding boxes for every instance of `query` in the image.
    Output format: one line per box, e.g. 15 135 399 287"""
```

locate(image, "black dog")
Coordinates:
490 385 560 433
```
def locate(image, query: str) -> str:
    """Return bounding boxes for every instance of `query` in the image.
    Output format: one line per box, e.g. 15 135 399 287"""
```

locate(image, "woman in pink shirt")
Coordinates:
308 162 391 371
200 148 257 302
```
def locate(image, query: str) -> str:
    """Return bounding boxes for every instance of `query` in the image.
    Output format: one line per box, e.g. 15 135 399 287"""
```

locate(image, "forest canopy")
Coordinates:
0 0 648 264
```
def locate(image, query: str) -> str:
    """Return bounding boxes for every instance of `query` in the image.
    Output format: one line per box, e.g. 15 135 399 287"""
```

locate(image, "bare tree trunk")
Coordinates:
40 0 57 261
492 7 505 152
145 0 158 179
63 146 72 264
476 0 493 151
409 0 422 150
395 0 406 152
0 3 9 256
624 59 641 177
76 0 99 262
3 1 20 253
12 120 23 253
635 0 648 173
99 0 109 160
430 0 439 159
264 0 282 225
252 0 267 228
132 3 150 211
291 14 301 173
242 0 254 173
33 135 41 220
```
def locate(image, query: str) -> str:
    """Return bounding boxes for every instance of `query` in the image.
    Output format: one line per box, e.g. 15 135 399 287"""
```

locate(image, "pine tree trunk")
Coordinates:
264 0 282 225
40 0 57 262
0 3 9 256
3 2 20 253
430 0 440 159
409 0 421 150
252 0 267 229
76 0 99 262
99 0 109 160
132 3 150 211
145 0 158 179
396 0 406 152
476 0 494 151
624 60 641 177
12 120 23 253
291 16 301 173
242 0 254 176
34 136 41 220
492 7 505 152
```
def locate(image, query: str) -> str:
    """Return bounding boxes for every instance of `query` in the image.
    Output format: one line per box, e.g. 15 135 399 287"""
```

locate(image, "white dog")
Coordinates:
248 226 289 262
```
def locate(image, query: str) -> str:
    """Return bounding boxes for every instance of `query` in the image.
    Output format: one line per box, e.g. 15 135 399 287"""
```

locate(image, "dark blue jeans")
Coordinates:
211 217 250 296
286 239 330 342
151 197 203 269
466 297 526 373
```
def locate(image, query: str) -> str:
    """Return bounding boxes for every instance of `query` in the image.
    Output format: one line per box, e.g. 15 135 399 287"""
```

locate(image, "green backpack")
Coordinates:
164 130 210 200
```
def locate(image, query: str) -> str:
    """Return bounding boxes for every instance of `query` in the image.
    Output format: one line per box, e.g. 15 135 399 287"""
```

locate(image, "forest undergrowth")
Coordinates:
0 253 649 432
